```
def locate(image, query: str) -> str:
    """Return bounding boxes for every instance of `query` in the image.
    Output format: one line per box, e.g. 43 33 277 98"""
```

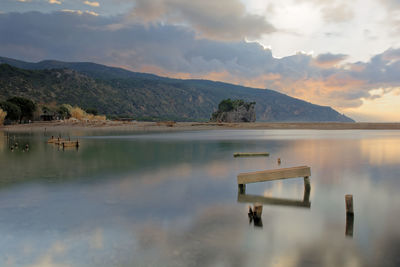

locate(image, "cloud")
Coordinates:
321 3 354 23
313 53 348 67
0 11 400 111
83 1 100 7
299 0 355 23
127 0 275 41
48 0 62 4
61 9 98 16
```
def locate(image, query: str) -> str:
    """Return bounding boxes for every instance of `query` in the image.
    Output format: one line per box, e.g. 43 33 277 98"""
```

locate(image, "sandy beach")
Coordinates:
2 120 400 133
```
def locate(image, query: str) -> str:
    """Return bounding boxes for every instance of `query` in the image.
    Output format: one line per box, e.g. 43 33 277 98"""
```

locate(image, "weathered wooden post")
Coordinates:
303 185 310 203
248 204 263 227
345 194 354 237
304 176 311 192
345 195 354 214
253 203 263 218
238 184 246 194
346 213 354 237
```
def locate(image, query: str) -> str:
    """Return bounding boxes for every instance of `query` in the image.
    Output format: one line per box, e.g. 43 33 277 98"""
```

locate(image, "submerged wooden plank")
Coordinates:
233 152 269 157
238 193 311 208
237 166 311 184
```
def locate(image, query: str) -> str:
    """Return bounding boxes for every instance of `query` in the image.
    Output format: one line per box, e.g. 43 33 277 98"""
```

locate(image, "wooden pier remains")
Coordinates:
238 189 311 208
233 152 269 157
237 166 311 192
59 140 80 148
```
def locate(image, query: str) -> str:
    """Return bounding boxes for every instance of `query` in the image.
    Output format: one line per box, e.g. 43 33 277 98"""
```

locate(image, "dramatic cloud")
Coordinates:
127 0 275 41
0 11 400 116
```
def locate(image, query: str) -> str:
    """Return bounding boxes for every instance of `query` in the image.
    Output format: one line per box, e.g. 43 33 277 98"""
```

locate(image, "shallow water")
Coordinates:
0 129 400 267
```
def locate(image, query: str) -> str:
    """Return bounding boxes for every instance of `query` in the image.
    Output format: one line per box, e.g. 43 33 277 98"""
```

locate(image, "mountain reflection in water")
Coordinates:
0 130 399 266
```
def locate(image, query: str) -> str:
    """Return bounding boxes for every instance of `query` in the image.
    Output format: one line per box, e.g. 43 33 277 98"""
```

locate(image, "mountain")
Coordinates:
0 56 354 122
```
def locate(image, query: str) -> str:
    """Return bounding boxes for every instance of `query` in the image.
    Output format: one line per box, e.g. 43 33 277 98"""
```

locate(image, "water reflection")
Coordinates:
238 186 311 208
0 130 400 266
346 214 354 237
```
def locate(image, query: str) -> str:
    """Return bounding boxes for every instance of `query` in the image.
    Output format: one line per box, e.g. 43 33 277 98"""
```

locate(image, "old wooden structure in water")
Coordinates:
237 166 311 193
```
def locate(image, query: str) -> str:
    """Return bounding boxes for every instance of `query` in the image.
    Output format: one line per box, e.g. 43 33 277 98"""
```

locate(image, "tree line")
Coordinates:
0 96 101 125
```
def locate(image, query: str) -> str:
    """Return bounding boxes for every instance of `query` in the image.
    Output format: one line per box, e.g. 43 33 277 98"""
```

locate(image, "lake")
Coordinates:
0 129 399 267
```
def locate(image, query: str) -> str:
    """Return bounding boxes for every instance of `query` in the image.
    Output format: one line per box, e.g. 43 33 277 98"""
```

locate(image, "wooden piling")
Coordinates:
304 176 311 192
238 184 246 194
253 203 263 218
346 213 354 237
345 194 354 237
345 195 354 214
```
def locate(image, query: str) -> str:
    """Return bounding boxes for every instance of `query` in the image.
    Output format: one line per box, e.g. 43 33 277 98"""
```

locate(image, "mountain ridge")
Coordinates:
0 56 354 122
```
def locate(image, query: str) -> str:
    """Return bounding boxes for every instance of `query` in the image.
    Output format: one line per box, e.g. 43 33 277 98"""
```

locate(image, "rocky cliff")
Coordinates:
211 99 256 122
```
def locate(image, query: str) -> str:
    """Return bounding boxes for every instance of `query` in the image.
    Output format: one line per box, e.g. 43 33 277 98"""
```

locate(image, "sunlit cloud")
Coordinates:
83 1 100 7
61 9 98 16
48 0 62 4
85 10 99 16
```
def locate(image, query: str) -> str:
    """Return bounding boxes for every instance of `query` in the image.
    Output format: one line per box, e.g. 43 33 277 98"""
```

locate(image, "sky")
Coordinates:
1 0 400 121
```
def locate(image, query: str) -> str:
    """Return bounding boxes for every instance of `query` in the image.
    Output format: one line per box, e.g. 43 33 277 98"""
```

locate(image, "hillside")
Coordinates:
0 57 354 122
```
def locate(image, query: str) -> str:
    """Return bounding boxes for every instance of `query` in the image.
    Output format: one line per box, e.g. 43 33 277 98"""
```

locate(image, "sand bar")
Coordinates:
2 121 400 133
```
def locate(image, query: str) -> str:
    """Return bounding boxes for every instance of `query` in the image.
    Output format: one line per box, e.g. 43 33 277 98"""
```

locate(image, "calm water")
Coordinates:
0 129 400 267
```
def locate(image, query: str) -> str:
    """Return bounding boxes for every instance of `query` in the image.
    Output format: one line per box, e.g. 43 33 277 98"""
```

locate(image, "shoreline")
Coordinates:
2 121 400 133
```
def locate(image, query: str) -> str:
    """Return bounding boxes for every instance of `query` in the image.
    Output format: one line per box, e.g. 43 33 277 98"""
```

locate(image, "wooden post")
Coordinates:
304 176 311 192
345 194 354 237
345 195 354 214
248 204 263 228
346 213 354 237
238 184 246 194
253 203 263 218
303 185 310 203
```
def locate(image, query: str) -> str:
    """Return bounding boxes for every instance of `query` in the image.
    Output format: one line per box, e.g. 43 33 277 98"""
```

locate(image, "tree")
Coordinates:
41 105 51 114
0 108 6 125
0 101 21 121
58 104 71 119
218 98 234 112
7 97 37 122
85 108 98 115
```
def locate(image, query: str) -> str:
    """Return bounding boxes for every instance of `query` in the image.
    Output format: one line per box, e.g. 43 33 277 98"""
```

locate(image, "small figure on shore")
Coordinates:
10 146 14 152
24 144 29 152
277 158 281 165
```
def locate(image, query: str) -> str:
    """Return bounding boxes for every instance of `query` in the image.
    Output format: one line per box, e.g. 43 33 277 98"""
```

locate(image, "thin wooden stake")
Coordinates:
345 195 354 214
